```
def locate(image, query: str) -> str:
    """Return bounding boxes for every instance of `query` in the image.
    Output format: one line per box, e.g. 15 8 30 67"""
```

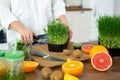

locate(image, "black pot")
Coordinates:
48 40 69 52
107 48 120 56
98 38 120 56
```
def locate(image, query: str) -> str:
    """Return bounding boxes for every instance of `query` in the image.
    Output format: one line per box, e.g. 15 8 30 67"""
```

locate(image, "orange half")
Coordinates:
90 45 109 58
62 61 84 76
24 61 39 73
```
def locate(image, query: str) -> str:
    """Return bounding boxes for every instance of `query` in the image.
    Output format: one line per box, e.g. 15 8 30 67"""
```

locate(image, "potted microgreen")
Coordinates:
9 41 31 60
97 15 120 56
16 41 31 60
44 19 69 52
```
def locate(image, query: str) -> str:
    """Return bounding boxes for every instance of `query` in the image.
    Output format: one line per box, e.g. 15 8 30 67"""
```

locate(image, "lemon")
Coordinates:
64 73 80 80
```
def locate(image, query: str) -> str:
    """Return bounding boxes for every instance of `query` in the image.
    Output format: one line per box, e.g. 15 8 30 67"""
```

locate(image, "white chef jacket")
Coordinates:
0 0 66 42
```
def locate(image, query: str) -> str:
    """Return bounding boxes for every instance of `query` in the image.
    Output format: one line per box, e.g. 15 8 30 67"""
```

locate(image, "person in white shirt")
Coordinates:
0 0 72 43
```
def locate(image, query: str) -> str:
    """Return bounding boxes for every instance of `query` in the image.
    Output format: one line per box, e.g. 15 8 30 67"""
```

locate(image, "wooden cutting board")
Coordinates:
31 42 90 68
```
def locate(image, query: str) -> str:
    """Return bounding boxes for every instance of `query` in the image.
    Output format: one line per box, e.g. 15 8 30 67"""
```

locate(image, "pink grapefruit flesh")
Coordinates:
91 52 112 71
82 44 94 54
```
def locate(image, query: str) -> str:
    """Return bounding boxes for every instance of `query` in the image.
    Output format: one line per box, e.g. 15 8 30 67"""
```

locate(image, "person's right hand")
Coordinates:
18 27 34 43
9 21 34 43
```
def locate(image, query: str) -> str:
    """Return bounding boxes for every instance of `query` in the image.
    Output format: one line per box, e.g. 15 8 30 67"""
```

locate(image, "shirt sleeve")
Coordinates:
52 0 66 18
0 0 18 29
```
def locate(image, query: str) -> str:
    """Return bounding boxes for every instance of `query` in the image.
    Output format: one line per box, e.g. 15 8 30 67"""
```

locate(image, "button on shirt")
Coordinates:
0 0 66 42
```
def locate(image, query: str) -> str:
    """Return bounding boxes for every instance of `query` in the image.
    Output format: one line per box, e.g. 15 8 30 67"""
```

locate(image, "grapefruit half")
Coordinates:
81 44 94 54
91 52 112 71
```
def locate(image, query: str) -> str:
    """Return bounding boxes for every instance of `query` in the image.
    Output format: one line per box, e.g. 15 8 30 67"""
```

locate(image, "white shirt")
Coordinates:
0 0 66 42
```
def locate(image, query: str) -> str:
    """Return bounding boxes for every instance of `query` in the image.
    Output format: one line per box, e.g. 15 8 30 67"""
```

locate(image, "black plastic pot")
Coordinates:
48 40 69 52
107 48 120 56
98 38 120 56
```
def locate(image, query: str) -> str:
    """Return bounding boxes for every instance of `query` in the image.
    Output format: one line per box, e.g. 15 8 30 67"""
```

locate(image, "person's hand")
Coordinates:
58 15 73 40
9 21 34 43
18 27 34 43
68 27 73 40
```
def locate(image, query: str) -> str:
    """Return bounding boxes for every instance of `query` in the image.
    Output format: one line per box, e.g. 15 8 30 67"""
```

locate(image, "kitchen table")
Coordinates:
26 41 120 80
25 56 120 80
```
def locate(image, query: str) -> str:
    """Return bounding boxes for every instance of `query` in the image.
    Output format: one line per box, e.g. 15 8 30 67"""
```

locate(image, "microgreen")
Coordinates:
97 15 120 48
45 19 69 44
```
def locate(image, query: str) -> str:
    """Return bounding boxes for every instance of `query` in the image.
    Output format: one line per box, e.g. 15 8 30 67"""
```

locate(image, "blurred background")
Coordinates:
0 0 120 48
